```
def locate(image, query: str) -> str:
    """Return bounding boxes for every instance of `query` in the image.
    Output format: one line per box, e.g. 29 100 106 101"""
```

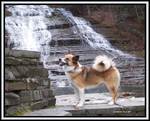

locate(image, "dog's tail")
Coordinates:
92 55 116 72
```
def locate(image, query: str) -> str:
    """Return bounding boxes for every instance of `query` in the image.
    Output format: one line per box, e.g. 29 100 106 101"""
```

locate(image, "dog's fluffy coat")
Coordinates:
59 53 120 107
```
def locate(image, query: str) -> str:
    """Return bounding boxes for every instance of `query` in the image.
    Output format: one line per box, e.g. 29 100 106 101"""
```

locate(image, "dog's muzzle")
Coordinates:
59 58 67 66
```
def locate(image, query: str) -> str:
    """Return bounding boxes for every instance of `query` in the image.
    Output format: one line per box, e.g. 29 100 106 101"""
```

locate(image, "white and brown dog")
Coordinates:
59 53 120 107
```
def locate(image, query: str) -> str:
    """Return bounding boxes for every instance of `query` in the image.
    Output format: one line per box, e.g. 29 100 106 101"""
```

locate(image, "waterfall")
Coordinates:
5 5 136 88
56 8 133 58
5 5 53 67
5 5 133 61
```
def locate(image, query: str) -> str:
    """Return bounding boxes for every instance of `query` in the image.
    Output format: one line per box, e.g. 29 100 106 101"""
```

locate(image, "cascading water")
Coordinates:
5 5 139 90
56 8 133 58
5 5 53 67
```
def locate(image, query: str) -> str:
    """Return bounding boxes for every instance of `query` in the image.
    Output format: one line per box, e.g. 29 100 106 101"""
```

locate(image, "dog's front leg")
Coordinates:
76 88 85 107
73 85 80 103
71 83 80 105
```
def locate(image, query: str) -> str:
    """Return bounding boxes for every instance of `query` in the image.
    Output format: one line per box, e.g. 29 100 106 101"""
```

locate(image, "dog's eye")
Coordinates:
65 58 69 61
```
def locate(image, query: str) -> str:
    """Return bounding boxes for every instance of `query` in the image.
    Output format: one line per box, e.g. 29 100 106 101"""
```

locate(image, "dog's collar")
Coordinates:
68 66 79 73
68 62 82 73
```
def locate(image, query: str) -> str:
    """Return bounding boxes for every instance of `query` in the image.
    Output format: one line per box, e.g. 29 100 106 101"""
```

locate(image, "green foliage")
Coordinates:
7 105 31 116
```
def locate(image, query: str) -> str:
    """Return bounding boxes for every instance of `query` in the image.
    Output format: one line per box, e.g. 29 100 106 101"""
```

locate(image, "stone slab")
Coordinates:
19 90 42 103
55 93 145 107
5 82 27 91
24 108 72 116
5 48 40 58
5 57 42 65
23 93 145 116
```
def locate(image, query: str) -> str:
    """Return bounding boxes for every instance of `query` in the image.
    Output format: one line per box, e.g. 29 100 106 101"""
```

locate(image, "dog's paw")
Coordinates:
75 102 84 108
108 101 115 105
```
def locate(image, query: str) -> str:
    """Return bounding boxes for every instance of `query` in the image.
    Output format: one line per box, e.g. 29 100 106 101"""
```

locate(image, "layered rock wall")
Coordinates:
5 48 56 116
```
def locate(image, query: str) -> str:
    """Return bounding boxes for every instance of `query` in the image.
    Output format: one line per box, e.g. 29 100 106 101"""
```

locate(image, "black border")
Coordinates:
1 1 149 120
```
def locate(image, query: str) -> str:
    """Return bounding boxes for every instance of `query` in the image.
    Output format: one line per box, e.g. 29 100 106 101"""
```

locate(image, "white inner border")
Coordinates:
1 1 149 120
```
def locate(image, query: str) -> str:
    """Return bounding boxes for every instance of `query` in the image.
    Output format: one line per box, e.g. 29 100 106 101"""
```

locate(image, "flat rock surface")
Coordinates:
24 93 145 116
24 107 72 116
56 93 145 107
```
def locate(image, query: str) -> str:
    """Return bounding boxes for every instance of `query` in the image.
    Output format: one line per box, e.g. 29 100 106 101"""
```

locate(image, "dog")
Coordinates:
59 53 120 107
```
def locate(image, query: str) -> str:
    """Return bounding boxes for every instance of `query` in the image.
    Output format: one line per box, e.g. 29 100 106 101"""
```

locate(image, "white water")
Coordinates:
5 5 53 66
5 5 132 59
57 8 132 58
5 5 135 88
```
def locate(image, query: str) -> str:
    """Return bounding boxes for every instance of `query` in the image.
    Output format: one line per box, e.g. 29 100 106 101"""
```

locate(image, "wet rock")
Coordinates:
6 105 31 116
5 10 12 16
5 57 42 66
7 66 20 78
50 38 81 47
47 23 70 30
24 107 72 116
5 48 40 59
48 98 56 107
10 66 49 78
25 67 49 78
30 98 56 110
32 90 43 101
40 79 51 87
46 16 70 30
19 91 33 103
5 93 20 106
15 66 29 77
30 100 49 110
19 90 43 103
5 68 15 80
5 82 27 92
42 89 54 98
5 57 22 65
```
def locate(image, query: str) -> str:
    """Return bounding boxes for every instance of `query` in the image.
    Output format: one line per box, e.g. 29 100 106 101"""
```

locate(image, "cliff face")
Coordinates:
89 5 145 57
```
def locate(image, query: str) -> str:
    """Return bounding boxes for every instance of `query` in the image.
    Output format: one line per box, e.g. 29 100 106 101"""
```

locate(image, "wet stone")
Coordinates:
32 90 43 101
19 91 33 103
5 82 27 92
5 93 20 106
42 89 54 98
5 68 15 80
5 48 40 59
30 100 49 110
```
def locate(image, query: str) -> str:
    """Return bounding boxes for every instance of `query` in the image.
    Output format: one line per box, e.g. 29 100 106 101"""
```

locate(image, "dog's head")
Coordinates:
59 53 80 72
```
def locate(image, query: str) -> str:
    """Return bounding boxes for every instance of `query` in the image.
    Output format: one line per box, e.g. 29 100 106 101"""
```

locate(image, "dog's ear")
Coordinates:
73 55 80 61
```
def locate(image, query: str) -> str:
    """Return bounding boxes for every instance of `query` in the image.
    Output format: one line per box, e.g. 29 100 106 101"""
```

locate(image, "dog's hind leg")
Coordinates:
105 83 119 105
109 86 118 104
